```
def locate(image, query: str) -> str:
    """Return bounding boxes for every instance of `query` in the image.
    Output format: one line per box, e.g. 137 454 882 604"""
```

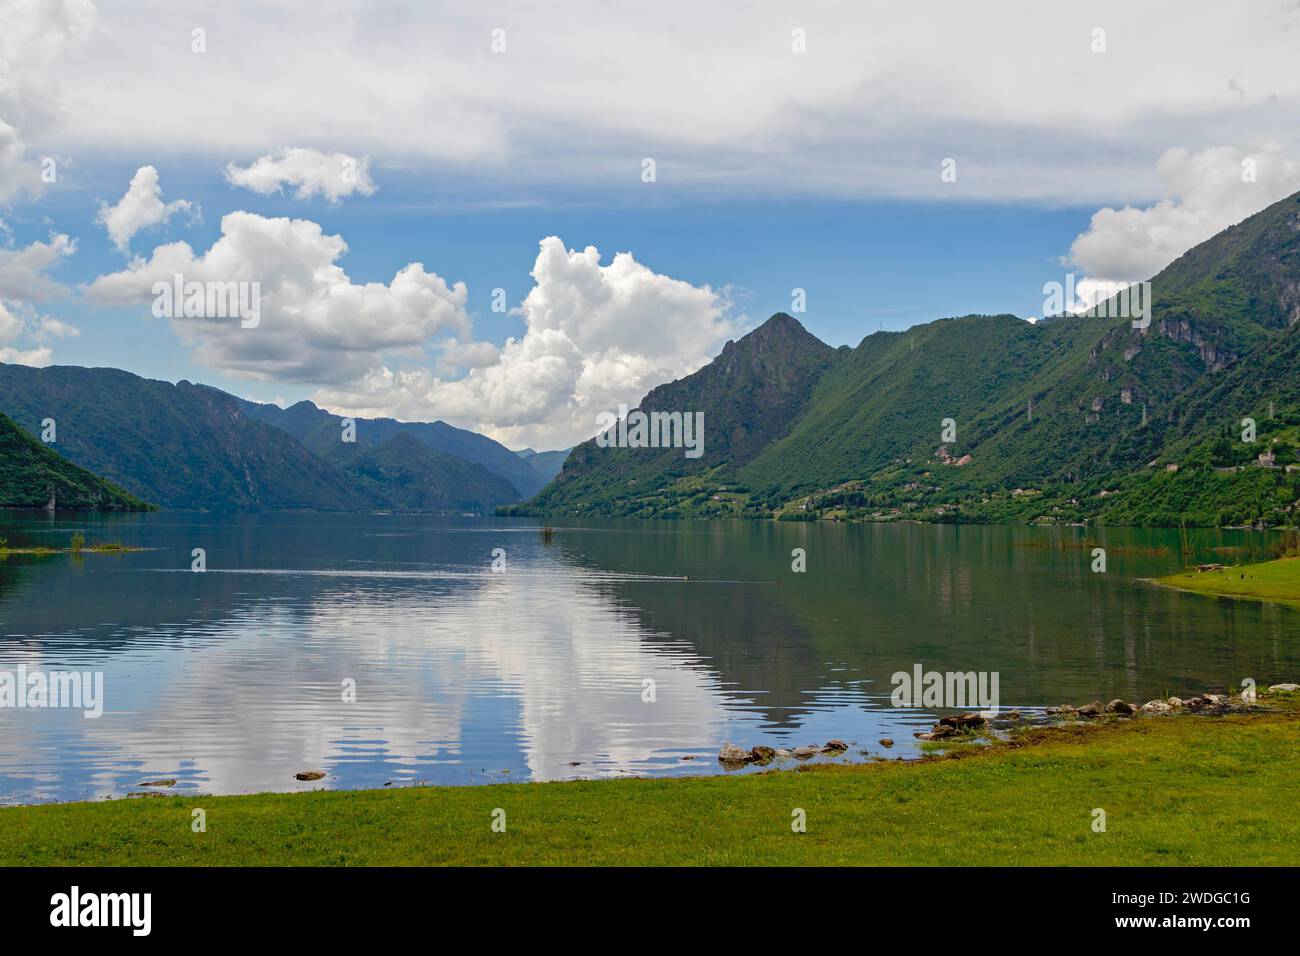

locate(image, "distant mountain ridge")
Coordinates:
0 365 370 511
0 365 532 513
515 447 571 483
518 191 1300 528
236 396 546 498
317 432 520 513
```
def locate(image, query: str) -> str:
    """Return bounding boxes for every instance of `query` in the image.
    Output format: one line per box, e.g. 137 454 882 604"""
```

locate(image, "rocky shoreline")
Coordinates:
717 739 853 768
717 683 1300 764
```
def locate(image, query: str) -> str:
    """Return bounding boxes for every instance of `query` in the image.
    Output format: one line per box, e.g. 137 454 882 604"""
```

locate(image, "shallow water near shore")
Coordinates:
0 512 1296 804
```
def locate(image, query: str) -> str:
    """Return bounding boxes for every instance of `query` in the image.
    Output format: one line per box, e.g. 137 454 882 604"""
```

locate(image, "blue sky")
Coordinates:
3 1 1299 450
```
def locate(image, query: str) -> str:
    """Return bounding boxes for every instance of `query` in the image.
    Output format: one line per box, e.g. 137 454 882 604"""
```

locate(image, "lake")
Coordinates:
1 512 1296 804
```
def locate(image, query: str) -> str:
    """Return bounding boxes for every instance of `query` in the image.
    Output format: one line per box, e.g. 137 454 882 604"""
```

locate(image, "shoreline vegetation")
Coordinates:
1154 554 1300 607
0 533 145 558
2 689 1296 866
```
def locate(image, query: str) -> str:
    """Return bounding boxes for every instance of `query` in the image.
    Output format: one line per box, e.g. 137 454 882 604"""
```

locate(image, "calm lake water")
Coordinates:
0 512 1297 804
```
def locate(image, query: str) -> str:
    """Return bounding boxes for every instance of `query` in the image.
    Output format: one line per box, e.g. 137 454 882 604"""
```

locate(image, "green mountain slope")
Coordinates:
0 364 372 511
517 312 841 518
0 412 152 511
320 433 521 514
518 192 1300 527
237 397 543 498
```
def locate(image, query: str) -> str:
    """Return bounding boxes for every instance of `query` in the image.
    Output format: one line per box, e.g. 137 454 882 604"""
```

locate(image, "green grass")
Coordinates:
1156 555 1300 607
0 532 146 557
86 541 137 553
3 702 1298 866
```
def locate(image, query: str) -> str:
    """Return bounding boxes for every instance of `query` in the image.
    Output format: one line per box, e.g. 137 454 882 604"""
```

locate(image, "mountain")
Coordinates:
519 312 841 518
0 365 520 513
237 397 546 498
0 412 152 511
319 432 520 513
0 364 373 511
514 192 1300 528
516 447 571 483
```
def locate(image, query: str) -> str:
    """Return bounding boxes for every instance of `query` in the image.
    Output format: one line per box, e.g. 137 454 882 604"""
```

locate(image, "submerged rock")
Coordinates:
879 738 894 748
979 708 1020 721
791 744 822 759
136 778 177 788
823 739 849 753
717 743 748 764
294 770 326 781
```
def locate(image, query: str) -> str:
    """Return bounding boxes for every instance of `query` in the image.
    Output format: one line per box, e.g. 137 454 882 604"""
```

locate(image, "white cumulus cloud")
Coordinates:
0 232 76 301
35 315 79 340
314 236 743 450
96 165 196 253
0 300 75 367
225 148 376 203
86 211 470 384
1066 145 1300 283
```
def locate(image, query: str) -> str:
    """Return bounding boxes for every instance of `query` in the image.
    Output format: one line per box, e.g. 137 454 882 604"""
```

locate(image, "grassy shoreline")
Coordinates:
3 699 1297 866
1154 555 1300 607
0 534 146 558
0 546 147 557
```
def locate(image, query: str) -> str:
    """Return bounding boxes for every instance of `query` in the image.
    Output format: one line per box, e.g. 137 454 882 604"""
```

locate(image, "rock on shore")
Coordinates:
717 740 855 764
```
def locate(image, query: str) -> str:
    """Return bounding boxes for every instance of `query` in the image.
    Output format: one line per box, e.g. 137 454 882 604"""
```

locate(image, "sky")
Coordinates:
2 0 1300 450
